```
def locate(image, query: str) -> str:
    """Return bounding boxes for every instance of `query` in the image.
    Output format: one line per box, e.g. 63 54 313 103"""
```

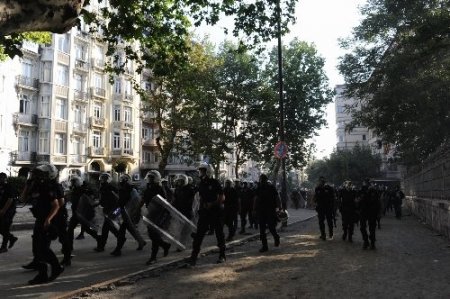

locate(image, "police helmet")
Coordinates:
36 164 58 180
198 162 213 177
71 175 82 187
276 209 289 222
175 174 188 186
99 172 112 183
145 170 161 184
120 174 132 183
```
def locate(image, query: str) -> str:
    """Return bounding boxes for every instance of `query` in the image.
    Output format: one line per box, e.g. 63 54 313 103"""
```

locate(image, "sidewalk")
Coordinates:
82 213 450 299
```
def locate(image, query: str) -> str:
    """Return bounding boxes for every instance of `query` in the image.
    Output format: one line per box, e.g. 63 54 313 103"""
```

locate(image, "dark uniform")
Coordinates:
339 186 357 242
314 182 335 240
189 175 226 265
95 181 119 251
51 181 71 266
239 182 254 233
28 178 64 284
67 183 99 254
0 175 18 252
223 181 239 241
254 176 280 252
142 182 171 264
393 186 404 219
173 184 195 220
358 184 381 249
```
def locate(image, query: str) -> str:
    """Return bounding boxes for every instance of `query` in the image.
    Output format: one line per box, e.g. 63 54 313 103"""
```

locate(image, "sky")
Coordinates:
195 0 367 159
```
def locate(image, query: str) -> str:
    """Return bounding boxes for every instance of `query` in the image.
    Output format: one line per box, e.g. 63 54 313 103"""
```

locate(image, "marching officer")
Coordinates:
188 162 226 266
223 178 239 241
339 180 357 242
239 181 254 234
358 178 381 249
0 172 18 253
314 176 335 240
254 174 281 252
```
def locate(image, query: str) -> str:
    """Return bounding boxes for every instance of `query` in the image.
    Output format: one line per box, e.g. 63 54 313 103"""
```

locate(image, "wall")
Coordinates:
403 143 450 238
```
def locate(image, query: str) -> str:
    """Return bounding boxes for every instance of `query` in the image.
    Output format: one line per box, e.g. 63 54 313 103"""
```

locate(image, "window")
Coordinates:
93 73 103 89
73 137 81 155
74 73 83 91
124 106 132 122
114 105 121 121
56 34 69 53
337 106 345 113
55 98 67 119
19 94 30 114
55 133 65 154
142 151 152 163
18 130 30 152
92 131 102 148
93 44 104 61
142 127 150 140
38 131 49 153
362 134 366 141
21 61 32 78
56 64 69 86
113 132 121 149
124 133 131 149
40 96 50 117
42 62 52 82
338 135 344 142
75 43 87 61
124 80 132 96
93 103 102 118
74 105 82 124
114 78 122 94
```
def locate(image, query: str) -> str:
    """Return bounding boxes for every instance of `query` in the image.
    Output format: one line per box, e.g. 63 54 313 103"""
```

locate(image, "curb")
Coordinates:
55 214 317 299
12 222 35 231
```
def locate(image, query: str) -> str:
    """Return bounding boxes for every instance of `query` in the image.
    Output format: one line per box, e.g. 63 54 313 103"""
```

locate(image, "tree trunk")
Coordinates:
0 0 84 35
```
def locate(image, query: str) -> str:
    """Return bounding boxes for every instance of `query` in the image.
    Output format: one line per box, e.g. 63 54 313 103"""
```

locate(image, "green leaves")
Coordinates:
339 0 450 166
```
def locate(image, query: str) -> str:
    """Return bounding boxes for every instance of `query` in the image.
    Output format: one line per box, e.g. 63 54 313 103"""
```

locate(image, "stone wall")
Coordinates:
403 143 450 238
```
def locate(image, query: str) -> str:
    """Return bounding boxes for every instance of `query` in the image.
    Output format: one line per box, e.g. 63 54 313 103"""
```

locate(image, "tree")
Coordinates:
305 145 381 186
252 39 334 170
338 0 450 166
0 0 298 75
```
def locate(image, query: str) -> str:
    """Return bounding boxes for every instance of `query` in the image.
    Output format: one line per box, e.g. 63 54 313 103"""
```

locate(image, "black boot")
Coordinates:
8 236 18 249
163 243 171 257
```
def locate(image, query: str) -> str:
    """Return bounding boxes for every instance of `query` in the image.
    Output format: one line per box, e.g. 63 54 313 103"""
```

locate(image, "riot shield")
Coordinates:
143 194 197 250
125 188 141 225
104 207 123 231
75 194 101 232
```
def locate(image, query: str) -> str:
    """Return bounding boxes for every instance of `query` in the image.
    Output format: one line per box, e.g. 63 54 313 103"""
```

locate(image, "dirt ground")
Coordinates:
86 214 450 299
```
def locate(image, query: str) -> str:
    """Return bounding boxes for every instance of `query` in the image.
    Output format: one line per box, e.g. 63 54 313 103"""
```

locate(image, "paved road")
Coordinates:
0 208 316 298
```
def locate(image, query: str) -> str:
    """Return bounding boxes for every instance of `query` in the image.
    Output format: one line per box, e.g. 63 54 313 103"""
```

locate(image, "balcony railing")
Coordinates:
111 148 134 156
36 154 50 163
89 146 105 156
73 90 89 102
16 75 39 89
72 123 88 134
53 155 67 164
54 120 68 132
142 138 157 146
13 113 38 126
91 87 106 98
75 59 90 72
10 151 36 163
70 154 86 164
55 85 69 98
91 58 105 69
124 93 133 102
122 121 133 130
140 162 159 169
90 117 105 127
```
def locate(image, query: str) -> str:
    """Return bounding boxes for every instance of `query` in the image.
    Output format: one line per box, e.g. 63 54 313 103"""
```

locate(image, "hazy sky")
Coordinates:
195 0 367 159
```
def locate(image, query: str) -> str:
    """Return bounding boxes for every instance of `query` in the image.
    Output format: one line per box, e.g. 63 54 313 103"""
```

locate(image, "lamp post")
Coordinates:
276 0 288 224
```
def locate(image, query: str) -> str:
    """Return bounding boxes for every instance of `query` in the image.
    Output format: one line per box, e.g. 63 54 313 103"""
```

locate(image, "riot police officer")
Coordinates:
95 173 119 252
254 174 280 252
141 170 171 265
339 180 357 242
188 162 226 265
26 164 64 284
239 181 254 234
0 172 18 253
358 179 381 249
223 178 239 241
314 176 335 240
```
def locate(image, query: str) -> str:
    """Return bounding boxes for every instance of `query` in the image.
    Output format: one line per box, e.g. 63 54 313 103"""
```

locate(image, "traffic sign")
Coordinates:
274 141 288 159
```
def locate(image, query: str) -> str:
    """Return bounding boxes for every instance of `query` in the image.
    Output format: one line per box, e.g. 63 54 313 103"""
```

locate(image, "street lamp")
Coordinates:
276 0 288 225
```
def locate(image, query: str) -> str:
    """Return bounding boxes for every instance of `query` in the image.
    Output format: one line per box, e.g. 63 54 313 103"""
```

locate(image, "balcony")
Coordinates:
53 155 67 164
72 123 88 135
140 162 159 169
91 87 106 99
36 154 50 163
123 121 133 130
10 151 36 163
90 117 105 128
91 58 105 69
70 154 87 164
111 148 134 157
74 59 90 72
89 146 106 157
55 85 69 98
54 120 68 132
142 138 157 147
13 113 38 126
57 51 70 65
16 75 39 89
123 93 133 102
75 30 90 41
73 90 89 103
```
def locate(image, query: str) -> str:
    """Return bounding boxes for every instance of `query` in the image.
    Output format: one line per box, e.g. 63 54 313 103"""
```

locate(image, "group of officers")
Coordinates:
314 176 405 250
0 162 285 285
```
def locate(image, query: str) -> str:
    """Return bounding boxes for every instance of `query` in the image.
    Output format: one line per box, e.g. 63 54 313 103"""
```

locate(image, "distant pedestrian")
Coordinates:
393 185 405 219
314 176 335 240
0 172 18 253
254 174 280 252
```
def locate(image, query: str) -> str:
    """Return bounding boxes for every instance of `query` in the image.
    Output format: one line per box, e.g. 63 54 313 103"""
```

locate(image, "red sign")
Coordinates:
274 141 288 159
